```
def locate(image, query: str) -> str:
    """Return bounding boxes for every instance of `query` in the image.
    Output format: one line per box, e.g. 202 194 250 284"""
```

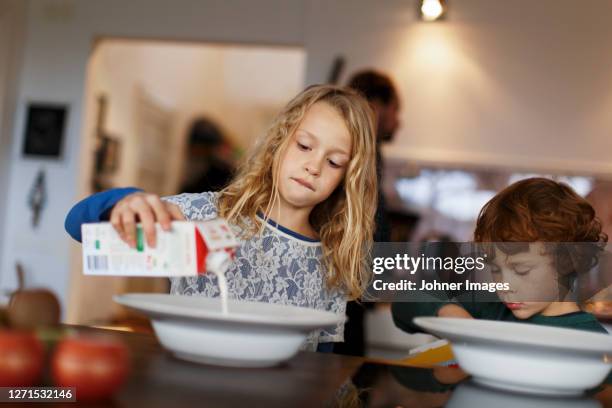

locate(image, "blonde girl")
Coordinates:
65 85 378 350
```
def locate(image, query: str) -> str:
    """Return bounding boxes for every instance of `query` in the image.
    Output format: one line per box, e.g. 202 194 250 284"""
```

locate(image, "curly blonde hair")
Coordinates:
217 85 378 300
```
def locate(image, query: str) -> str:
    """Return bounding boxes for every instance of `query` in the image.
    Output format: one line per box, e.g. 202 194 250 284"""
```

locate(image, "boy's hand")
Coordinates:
437 304 473 319
109 192 185 248
432 366 469 384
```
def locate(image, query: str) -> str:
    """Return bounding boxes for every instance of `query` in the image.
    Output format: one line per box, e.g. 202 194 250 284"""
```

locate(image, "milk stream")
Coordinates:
206 251 232 315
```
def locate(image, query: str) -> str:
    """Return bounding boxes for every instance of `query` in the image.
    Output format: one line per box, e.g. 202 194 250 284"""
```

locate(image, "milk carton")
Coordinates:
81 219 239 276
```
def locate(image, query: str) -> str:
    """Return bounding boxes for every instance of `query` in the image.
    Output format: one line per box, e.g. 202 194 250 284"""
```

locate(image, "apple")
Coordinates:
52 335 130 401
0 330 45 386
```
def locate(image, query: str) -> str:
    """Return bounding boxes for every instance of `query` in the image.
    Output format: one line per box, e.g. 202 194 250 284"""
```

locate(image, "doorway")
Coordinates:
68 38 305 326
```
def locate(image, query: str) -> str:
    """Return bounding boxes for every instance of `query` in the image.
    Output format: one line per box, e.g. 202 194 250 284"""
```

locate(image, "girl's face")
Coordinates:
277 102 352 211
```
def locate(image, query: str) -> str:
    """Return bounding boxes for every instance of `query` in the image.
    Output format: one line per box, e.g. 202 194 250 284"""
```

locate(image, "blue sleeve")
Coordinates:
64 187 142 242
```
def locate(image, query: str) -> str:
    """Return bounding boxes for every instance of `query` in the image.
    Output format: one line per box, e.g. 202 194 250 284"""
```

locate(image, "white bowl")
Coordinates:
413 317 612 396
114 293 344 367
447 382 600 408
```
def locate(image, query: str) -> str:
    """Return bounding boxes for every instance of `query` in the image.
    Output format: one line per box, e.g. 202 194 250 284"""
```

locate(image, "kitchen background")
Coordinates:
1 0 611 357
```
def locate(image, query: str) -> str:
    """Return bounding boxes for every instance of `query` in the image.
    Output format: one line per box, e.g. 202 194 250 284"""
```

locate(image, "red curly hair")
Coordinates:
474 177 608 277
475 177 606 243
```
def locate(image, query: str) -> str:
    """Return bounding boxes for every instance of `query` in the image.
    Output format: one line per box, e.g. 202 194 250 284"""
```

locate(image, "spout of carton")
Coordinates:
206 251 232 277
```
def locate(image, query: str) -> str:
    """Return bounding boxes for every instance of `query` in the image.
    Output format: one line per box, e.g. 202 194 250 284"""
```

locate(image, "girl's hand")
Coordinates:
109 192 185 248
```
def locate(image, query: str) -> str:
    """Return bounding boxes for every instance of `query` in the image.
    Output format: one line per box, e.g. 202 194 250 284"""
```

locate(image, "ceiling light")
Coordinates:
420 0 446 22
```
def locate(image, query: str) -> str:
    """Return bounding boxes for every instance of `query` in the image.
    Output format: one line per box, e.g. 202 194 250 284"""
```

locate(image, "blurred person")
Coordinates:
348 70 401 147
335 70 401 356
349 69 401 241
180 117 236 193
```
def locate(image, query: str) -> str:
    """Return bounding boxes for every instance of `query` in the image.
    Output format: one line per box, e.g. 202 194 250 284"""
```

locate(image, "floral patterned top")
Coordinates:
163 192 346 350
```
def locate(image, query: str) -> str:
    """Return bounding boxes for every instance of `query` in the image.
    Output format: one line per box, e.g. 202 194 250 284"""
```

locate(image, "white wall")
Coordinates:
86 42 229 195
0 0 27 290
85 40 304 205
303 0 612 176
3 0 612 320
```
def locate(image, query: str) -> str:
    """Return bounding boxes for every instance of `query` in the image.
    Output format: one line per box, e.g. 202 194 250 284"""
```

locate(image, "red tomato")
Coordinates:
0 330 44 386
52 336 130 401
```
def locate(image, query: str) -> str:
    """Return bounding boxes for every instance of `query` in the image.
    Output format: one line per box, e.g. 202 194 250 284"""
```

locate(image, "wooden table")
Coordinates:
32 325 364 407
120 331 362 407
9 324 612 407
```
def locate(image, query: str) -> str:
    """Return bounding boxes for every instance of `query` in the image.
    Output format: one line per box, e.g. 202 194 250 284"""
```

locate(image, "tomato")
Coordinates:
52 336 130 401
0 330 44 386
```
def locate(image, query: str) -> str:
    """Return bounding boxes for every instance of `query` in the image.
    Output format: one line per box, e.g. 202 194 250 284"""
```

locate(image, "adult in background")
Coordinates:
336 70 401 356
181 117 236 193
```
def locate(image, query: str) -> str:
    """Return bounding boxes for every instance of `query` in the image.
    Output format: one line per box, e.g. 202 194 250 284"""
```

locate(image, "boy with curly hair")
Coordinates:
393 177 609 334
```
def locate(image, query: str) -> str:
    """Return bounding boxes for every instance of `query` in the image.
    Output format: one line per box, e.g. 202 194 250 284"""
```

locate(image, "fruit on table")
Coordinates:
0 330 45 386
7 263 60 329
52 336 130 401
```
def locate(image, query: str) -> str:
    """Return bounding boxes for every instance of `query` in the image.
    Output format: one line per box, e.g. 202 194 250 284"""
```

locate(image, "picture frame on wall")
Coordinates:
22 103 68 159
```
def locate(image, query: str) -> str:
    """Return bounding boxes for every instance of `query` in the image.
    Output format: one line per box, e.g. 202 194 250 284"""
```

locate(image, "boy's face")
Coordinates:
490 243 571 319
277 102 352 211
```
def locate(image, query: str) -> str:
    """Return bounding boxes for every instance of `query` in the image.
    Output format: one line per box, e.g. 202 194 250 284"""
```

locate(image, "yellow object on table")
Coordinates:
400 340 456 367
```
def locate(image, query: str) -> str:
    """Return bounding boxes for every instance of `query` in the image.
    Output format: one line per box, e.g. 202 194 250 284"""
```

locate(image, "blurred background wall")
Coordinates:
72 40 304 323
0 0 27 302
304 0 612 174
